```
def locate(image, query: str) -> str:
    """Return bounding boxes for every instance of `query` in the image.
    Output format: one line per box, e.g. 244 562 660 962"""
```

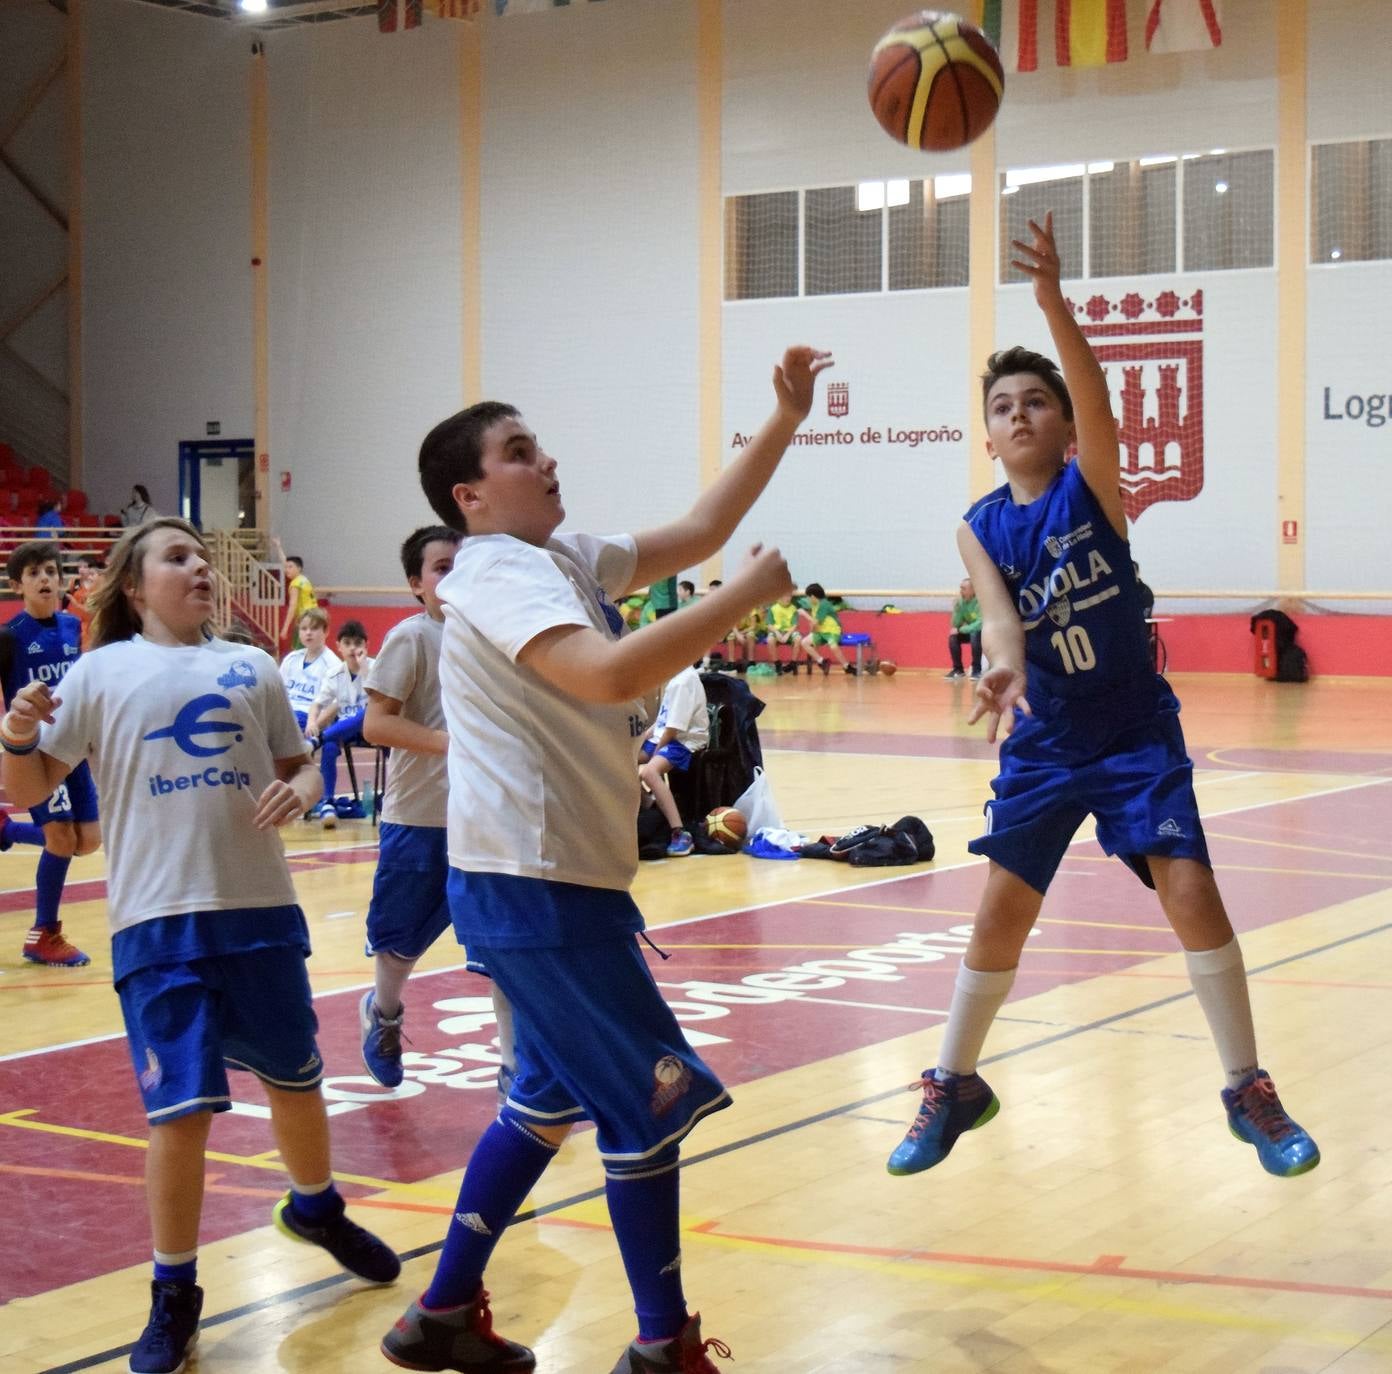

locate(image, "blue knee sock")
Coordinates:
606 1151 688 1341
35 851 71 928
319 741 340 801
423 1117 557 1310
1 815 43 849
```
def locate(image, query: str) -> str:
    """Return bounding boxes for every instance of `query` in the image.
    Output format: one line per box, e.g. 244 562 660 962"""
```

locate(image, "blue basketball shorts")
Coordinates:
967 708 1211 895
30 759 99 828
365 822 452 961
117 945 322 1124
641 740 694 772
474 935 731 1170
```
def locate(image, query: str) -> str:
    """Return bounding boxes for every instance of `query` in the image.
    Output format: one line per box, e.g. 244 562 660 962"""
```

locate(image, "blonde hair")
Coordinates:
298 606 330 632
88 517 214 649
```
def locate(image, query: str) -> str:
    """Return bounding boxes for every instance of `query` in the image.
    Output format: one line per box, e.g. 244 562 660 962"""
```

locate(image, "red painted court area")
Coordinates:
1 781 1388 1303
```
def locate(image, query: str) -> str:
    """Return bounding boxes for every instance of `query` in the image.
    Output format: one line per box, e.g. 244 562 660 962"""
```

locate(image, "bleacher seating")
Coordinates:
0 442 125 576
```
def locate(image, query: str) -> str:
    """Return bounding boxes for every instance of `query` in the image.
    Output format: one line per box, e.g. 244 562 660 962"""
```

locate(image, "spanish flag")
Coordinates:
982 0 1129 72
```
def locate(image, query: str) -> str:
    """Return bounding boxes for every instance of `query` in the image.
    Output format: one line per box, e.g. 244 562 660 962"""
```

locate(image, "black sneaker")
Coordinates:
129 1279 202 1374
610 1314 732 1373
272 1193 401 1283
382 1291 535 1371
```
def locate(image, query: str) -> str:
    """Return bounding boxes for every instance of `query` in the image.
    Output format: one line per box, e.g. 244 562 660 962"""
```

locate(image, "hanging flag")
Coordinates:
377 0 398 32
1145 0 1223 53
1057 0 1129 68
404 0 423 27
434 0 480 16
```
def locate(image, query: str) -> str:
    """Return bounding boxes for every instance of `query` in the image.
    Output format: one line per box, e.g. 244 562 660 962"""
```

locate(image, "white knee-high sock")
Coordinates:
934 965 1017 1077
1184 938 1259 1089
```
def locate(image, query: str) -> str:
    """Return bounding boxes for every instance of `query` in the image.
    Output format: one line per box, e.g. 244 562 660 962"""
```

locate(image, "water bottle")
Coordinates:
361 781 375 822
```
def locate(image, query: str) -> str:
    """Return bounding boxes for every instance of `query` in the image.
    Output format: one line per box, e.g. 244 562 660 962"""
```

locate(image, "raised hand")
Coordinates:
734 542 795 611
966 663 1032 745
772 347 835 421
1010 211 1063 307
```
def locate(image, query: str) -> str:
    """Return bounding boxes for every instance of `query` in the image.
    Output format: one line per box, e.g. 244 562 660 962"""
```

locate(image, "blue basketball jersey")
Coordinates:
0 610 82 705
964 459 1154 713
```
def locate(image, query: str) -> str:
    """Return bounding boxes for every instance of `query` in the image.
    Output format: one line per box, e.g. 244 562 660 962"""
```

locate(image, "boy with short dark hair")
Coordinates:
273 538 318 651
358 526 475 1087
381 345 832 1374
888 214 1317 1182
798 580 855 675
305 620 374 828
0 541 100 965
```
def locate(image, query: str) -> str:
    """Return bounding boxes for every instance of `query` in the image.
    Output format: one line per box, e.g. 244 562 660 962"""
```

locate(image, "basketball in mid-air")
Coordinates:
705 806 748 851
867 10 1004 152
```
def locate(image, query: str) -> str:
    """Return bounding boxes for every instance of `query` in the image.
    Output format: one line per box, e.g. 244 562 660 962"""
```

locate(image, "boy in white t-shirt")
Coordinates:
278 607 342 733
379 345 832 1374
359 526 493 1088
638 665 709 857
304 620 374 827
1 519 398 1374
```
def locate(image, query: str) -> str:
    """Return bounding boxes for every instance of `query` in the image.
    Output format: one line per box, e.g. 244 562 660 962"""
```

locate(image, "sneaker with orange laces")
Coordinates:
381 1289 534 1371
610 1314 732 1373
1221 1070 1320 1177
886 1070 999 1176
22 922 90 967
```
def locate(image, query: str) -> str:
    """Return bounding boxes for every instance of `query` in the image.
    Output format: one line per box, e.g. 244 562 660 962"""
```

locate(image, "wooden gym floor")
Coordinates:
1 670 1390 1373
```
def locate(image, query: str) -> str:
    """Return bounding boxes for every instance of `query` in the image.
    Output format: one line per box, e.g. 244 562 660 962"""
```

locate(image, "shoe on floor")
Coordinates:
382 1290 535 1372
944 668 965 680
609 1314 732 1373
1222 1070 1320 1177
23 922 90 967
887 1071 999 1175
272 1192 401 1283
129 1279 202 1374
666 829 694 857
360 990 406 1088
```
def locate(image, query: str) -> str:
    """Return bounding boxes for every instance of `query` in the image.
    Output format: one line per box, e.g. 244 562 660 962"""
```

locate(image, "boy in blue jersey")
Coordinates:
380 345 832 1374
0 541 100 965
888 215 1318 1182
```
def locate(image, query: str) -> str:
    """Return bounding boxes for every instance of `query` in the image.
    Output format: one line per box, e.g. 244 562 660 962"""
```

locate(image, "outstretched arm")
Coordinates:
624 347 833 593
1011 212 1126 538
957 523 1032 745
524 545 794 704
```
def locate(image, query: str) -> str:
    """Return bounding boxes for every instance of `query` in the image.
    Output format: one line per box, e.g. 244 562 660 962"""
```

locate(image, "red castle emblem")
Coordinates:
1071 289 1204 522
826 380 849 418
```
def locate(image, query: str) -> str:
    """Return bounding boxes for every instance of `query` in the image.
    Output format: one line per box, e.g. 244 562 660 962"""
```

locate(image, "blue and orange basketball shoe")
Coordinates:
1221 1070 1320 1177
887 1071 1000 1176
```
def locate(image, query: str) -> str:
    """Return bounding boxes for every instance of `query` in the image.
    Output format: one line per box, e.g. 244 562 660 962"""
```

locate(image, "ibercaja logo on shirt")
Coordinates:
142 693 252 797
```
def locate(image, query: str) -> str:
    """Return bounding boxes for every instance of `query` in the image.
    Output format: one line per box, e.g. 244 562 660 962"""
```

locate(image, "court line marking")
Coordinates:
38 912 1392 1374
1202 830 1392 865
4 772 1388 1064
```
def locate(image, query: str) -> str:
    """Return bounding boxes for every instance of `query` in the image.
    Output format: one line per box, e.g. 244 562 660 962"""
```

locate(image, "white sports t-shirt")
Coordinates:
314 656 374 716
39 636 310 935
365 614 447 829
438 531 648 890
649 667 709 751
279 646 342 716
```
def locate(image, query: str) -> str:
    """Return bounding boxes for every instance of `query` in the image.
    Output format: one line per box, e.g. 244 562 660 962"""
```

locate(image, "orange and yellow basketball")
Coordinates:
704 806 748 852
867 10 1004 153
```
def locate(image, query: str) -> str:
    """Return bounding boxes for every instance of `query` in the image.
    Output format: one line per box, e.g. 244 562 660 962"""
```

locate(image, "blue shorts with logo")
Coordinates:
117 944 322 1124
365 822 452 961
967 697 1210 895
641 740 694 772
450 871 729 1170
30 759 99 828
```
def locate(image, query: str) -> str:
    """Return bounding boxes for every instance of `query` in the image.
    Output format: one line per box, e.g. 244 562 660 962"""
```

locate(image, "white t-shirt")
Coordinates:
438 531 649 890
365 614 447 829
279 646 342 716
39 636 310 935
314 656 374 717
649 666 709 751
